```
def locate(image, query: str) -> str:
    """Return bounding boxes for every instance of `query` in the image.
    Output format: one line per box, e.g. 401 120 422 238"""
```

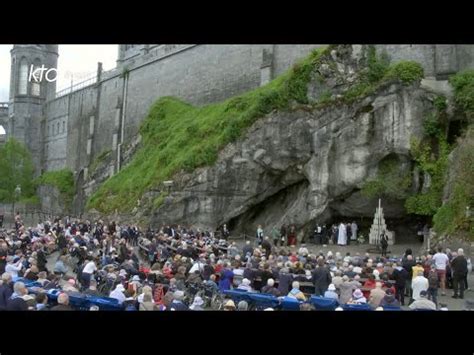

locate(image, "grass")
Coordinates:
87 46 426 214
87 46 332 213
90 149 112 175
36 169 75 208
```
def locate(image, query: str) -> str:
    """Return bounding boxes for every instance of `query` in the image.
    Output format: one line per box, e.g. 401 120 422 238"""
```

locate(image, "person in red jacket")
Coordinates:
362 274 377 299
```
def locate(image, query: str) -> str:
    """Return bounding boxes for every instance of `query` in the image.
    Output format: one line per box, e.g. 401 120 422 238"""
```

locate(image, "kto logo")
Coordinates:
28 65 58 82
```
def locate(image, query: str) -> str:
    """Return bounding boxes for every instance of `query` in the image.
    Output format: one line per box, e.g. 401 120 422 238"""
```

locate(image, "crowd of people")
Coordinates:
0 213 470 311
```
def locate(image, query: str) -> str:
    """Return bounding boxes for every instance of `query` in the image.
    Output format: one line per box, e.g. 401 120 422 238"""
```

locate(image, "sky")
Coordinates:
0 45 118 102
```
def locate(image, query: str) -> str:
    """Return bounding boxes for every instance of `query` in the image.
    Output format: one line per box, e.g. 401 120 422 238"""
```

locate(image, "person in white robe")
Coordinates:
338 223 347 246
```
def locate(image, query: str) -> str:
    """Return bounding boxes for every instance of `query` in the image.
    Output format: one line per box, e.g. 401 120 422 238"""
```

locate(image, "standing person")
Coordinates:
312 258 332 296
81 257 97 290
351 221 358 242
256 225 264 246
427 265 439 306
411 271 429 302
392 263 409 306
221 224 230 240
346 223 352 245
262 237 272 257
451 248 468 299
288 224 297 246
380 231 388 257
271 226 281 247
402 255 416 299
280 224 287 246
432 247 449 296
332 224 338 245
337 223 347 246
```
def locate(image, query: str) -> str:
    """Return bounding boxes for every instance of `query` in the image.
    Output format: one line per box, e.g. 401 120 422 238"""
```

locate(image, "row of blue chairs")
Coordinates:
223 289 402 311
14 277 125 311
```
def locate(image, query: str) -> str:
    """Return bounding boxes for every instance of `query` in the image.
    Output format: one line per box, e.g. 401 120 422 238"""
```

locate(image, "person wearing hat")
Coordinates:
223 299 236 311
170 290 188 311
324 284 339 301
408 290 436 310
349 289 367 304
189 296 205 311
379 288 400 307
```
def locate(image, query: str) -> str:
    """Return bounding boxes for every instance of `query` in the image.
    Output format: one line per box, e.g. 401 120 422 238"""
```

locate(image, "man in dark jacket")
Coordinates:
312 259 332 296
261 237 272 257
242 241 253 261
261 278 281 296
0 272 14 310
51 292 74 311
6 281 29 311
36 244 48 273
392 263 409 306
402 255 416 298
451 248 468 299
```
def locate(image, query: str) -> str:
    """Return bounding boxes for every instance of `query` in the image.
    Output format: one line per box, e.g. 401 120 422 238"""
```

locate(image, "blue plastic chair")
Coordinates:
246 293 280 310
309 296 339 310
223 289 252 304
341 303 373 311
281 296 302 311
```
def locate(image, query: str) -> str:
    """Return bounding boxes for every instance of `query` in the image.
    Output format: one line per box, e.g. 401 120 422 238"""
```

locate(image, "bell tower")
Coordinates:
8 45 59 174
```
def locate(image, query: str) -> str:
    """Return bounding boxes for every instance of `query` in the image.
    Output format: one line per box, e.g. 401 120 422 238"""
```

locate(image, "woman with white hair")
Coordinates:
287 281 306 301
237 278 253 292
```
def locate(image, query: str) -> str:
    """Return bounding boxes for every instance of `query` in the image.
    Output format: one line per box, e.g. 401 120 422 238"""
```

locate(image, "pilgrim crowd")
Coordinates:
0 213 470 311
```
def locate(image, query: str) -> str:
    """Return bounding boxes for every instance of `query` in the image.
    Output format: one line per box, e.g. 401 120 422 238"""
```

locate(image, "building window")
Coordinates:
63 121 65 133
31 59 41 97
57 122 60 134
47 125 50 136
18 58 28 95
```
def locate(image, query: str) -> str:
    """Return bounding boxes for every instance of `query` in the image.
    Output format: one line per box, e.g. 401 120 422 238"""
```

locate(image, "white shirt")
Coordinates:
82 261 97 274
433 253 449 271
6 262 23 278
189 262 204 274
412 276 429 300
109 289 126 304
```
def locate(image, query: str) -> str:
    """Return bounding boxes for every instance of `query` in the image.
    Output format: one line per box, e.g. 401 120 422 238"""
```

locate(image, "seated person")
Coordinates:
348 289 367 304
261 279 280 297
409 290 436 311
287 281 307 301
237 278 253 292
323 284 339 301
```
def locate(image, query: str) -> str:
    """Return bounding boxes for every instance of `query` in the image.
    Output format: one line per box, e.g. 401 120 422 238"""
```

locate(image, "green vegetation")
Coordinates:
361 156 412 200
405 131 451 216
90 149 112 175
36 169 75 208
0 138 36 203
430 69 474 239
88 47 331 213
449 69 474 119
87 45 426 214
432 126 474 239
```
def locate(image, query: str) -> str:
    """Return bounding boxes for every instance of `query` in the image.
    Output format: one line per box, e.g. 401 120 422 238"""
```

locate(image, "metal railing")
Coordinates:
0 102 8 108
55 75 98 99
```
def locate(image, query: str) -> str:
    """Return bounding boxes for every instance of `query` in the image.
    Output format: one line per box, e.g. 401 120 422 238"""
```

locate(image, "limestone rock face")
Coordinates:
151 81 434 236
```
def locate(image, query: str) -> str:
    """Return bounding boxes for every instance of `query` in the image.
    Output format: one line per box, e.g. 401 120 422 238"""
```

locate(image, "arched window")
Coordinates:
18 58 28 95
47 125 50 136
31 58 41 96
62 121 65 133
57 122 60 134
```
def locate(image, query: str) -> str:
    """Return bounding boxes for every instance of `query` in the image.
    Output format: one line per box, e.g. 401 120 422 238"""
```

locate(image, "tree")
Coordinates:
0 138 36 203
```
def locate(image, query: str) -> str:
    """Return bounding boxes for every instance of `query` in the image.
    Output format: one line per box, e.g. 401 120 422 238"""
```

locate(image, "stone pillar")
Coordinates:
260 46 274 86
